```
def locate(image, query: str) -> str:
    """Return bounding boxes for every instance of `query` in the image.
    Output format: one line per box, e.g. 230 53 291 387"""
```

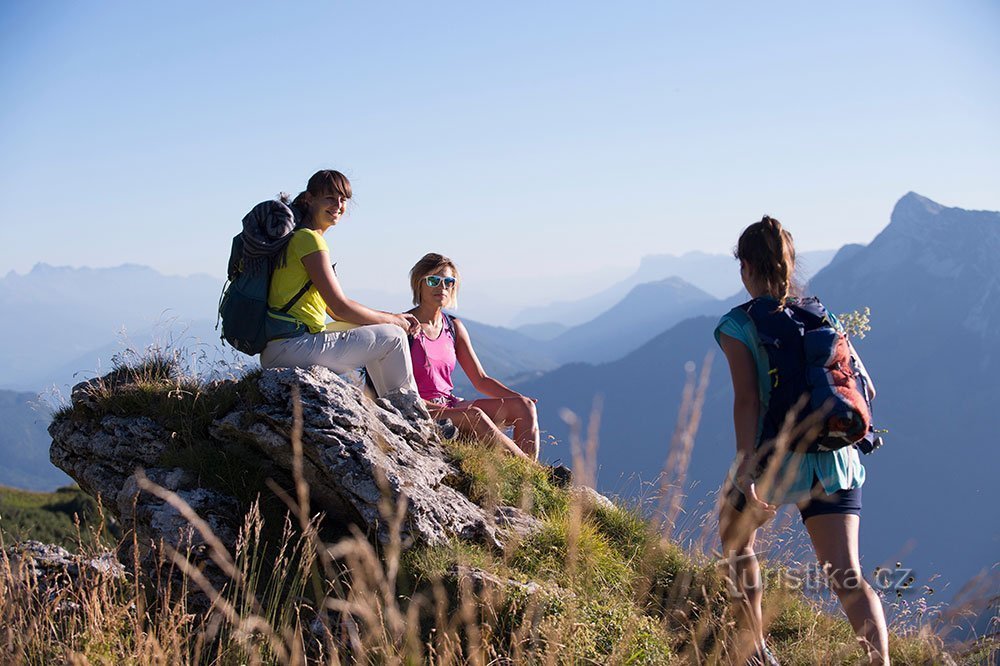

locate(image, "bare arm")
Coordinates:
719 333 759 463
300 251 418 332
453 318 533 400
719 332 774 511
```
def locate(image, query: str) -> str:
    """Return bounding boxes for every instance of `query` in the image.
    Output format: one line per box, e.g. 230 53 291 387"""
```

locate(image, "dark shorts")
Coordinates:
726 476 862 524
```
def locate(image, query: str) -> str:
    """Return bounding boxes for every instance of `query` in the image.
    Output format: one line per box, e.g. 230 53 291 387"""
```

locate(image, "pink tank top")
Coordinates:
410 317 457 404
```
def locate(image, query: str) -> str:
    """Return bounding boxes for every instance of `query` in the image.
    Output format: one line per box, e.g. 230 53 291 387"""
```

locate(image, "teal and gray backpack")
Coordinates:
217 200 311 355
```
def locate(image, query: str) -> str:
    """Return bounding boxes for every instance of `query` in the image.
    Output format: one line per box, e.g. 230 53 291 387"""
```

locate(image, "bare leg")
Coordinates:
468 397 540 460
719 497 766 660
428 404 528 459
803 513 890 664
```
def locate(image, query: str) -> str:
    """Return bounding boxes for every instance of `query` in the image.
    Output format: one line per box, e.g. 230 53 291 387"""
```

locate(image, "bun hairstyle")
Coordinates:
281 169 353 223
409 253 461 308
736 215 797 307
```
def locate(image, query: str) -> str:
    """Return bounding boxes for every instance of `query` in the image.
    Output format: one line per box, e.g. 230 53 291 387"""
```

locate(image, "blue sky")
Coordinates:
2 1 998 313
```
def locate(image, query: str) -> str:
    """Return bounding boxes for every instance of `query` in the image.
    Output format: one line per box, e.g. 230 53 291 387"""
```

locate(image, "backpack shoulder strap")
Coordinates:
741 297 803 345
275 279 312 314
443 312 458 348
738 296 780 329
787 296 831 331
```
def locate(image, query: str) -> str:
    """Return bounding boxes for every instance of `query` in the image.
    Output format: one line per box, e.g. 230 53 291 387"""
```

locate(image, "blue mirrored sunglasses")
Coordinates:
425 275 457 288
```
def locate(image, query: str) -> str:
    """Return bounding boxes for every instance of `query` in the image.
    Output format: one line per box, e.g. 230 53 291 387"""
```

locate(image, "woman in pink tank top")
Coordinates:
407 253 540 460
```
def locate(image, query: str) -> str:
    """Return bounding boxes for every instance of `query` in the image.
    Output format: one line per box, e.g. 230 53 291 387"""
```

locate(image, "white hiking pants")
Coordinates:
260 323 417 397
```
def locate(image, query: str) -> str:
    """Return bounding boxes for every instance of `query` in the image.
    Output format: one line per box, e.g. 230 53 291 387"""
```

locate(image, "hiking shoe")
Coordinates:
545 463 573 488
747 643 781 666
436 418 459 440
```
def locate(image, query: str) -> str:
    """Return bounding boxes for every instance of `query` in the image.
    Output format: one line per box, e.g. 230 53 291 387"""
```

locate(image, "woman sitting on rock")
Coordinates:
406 253 541 461
259 169 421 399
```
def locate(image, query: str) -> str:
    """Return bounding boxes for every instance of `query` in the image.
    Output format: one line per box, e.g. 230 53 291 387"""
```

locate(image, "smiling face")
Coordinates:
419 265 457 309
309 192 349 230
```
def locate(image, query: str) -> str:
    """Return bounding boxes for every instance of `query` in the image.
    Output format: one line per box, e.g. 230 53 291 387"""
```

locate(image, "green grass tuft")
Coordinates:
441 439 567 517
510 515 632 594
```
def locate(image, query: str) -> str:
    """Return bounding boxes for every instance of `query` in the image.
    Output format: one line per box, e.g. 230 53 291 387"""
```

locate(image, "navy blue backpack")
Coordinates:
218 235 312 355
736 296 882 457
217 200 312 355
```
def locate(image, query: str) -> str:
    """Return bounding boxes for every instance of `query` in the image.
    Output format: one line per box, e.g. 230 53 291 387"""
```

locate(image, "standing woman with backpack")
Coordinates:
258 169 421 398
715 217 889 665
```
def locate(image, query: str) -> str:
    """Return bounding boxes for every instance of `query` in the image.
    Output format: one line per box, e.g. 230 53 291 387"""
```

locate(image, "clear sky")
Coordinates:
2 1 998 315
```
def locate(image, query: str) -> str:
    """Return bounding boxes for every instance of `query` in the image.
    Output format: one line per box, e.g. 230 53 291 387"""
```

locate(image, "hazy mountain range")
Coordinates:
0 390 71 490
3 249 825 392
0 264 221 390
510 248 837 328
1 192 994 618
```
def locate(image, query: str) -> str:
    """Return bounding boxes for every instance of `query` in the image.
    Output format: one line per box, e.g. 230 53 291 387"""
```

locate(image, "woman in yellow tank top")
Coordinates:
260 170 421 399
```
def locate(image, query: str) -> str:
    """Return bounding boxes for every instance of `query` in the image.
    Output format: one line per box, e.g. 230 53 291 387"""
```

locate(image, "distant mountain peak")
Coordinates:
893 192 945 220
631 275 709 295
886 192 1000 237
811 192 1000 307
22 262 158 278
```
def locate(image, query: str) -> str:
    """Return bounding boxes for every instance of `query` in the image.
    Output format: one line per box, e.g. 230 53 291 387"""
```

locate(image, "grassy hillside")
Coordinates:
1 357 988 664
0 449 967 664
0 484 107 548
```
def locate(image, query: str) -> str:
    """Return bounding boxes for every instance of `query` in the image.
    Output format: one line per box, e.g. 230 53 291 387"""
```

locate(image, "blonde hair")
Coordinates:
409 253 461 308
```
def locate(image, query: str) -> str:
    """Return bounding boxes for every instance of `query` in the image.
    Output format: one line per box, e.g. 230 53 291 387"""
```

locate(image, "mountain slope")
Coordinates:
452 318 560 393
521 193 1000 609
546 277 718 364
0 390 70 491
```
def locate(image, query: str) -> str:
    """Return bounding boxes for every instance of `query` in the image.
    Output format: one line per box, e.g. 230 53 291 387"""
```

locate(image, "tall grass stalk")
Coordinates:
2 351 989 664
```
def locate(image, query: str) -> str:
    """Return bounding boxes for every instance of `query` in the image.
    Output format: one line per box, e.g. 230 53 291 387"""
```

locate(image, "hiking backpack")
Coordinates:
217 201 312 355
737 296 882 455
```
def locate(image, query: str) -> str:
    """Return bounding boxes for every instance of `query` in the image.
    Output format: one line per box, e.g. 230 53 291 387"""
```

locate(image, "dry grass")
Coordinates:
2 353 992 665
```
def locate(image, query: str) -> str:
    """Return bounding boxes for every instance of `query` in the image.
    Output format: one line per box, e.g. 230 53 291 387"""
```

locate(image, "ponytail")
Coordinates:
736 215 797 307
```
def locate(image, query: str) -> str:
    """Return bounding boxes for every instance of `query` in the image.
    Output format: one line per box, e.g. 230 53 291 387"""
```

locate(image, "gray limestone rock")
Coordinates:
212 366 501 548
49 364 517 565
3 540 125 608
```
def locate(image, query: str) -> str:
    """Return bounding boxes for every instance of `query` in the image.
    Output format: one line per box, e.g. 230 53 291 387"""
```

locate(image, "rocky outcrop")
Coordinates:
210 366 503 547
49 406 252 610
3 541 125 609
49 366 543 579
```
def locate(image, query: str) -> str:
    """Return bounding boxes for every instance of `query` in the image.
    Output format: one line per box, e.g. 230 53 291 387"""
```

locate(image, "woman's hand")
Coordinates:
736 472 777 525
391 313 421 335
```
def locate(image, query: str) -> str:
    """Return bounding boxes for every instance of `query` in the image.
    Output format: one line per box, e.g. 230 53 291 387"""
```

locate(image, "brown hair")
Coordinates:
282 169 353 221
735 215 797 306
409 253 461 308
